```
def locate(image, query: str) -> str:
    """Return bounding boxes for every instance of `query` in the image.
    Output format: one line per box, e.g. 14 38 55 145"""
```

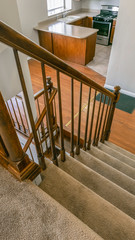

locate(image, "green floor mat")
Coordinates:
96 89 135 114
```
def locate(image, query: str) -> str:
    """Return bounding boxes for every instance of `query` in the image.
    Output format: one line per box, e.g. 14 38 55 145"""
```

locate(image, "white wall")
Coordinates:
16 0 47 43
0 47 22 100
0 0 21 31
0 0 22 100
106 1 135 95
73 0 82 11
82 0 120 10
0 0 37 120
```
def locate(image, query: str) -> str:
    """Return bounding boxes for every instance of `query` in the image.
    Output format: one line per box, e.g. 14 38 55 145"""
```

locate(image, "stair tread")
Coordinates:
98 142 135 168
39 161 135 240
58 154 135 219
75 149 135 195
88 145 135 180
105 141 135 160
0 166 102 240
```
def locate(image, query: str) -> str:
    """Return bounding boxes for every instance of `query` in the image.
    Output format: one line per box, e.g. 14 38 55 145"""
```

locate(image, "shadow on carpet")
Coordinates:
96 89 135 114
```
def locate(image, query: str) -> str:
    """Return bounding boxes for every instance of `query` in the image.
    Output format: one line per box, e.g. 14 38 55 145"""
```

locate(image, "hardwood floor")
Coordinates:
28 59 135 154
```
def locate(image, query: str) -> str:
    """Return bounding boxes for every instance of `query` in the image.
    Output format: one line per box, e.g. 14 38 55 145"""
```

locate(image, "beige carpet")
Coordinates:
75 149 135 195
58 154 135 219
39 160 135 240
0 165 103 240
1 140 135 240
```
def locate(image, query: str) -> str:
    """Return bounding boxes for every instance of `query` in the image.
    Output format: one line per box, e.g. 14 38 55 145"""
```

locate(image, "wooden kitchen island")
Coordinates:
35 21 98 65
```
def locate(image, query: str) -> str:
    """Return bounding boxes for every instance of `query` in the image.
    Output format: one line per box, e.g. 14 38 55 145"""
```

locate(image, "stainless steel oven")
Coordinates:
93 5 119 46
93 20 112 46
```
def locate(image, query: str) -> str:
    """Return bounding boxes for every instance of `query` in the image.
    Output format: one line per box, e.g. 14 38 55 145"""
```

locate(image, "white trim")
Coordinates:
104 84 135 98
27 56 32 61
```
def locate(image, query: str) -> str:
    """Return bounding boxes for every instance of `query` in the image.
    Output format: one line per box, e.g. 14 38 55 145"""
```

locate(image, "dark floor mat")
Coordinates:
96 89 135 114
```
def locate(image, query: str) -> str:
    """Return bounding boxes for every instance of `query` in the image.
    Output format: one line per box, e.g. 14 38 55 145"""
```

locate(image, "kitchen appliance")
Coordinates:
93 5 119 45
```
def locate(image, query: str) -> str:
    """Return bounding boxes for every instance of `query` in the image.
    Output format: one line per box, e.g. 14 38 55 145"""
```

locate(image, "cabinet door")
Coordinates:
71 19 82 26
38 31 53 53
113 19 116 26
70 17 93 28
82 17 88 27
82 17 93 28
110 26 115 43
88 17 93 28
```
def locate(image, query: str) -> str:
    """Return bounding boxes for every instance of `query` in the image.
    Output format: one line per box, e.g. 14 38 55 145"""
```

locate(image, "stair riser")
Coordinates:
58 157 135 219
88 147 135 180
75 150 135 195
105 141 135 161
40 164 135 240
98 143 135 168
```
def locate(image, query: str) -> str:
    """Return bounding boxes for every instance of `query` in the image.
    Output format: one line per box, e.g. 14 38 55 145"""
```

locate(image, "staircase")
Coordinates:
39 141 135 240
0 21 135 240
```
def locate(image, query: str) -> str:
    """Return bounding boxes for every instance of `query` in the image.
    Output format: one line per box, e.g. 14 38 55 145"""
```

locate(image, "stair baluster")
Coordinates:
70 78 74 157
76 82 82 155
41 63 58 166
95 95 106 146
87 90 97 150
83 87 91 151
104 86 121 141
100 97 110 142
93 93 103 146
56 71 65 162
13 49 46 170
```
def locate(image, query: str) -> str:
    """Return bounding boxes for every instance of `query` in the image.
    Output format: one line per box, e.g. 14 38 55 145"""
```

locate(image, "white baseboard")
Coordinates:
104 84 135 98
27 56 32 61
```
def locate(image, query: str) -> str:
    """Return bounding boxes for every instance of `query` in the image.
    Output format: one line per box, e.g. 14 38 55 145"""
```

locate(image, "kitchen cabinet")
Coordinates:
52 32 97 65
71 19 83 26
71 17 93 28
110 19 116 44
36 21 98 65
88 17 93 27
38 31 53 53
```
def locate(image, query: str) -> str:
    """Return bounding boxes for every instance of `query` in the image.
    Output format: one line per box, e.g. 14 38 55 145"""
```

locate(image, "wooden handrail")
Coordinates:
34 84 53 100
34 88 45 100
0 20 115 99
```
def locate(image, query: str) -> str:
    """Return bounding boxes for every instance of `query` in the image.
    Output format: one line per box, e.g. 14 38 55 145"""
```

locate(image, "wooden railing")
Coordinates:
0 92 41 180
0 21 120 170
6 93 30 136
23 83 58 162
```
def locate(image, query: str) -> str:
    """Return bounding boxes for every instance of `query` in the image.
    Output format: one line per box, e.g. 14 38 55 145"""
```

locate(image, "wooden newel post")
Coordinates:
46 77 56 127
0 92 41 180
104 86 121 141
0 92 27 163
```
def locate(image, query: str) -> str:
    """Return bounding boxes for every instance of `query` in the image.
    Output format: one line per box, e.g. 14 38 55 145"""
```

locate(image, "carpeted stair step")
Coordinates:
98 142 135 168
75 149 135 195
58 154 135 219
0 166 102 240
39 161 135 240
87 145 135 180
105 141 135 161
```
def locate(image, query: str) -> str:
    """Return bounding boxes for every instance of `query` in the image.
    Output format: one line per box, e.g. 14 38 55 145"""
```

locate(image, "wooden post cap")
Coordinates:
114 86 121 92
114 86 121 102
46 76 53 89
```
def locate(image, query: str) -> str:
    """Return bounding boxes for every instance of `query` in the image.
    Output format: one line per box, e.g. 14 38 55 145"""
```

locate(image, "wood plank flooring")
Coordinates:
28 59 135 154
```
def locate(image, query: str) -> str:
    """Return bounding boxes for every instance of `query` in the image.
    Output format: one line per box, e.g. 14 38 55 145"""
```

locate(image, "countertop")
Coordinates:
34 11 99 39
